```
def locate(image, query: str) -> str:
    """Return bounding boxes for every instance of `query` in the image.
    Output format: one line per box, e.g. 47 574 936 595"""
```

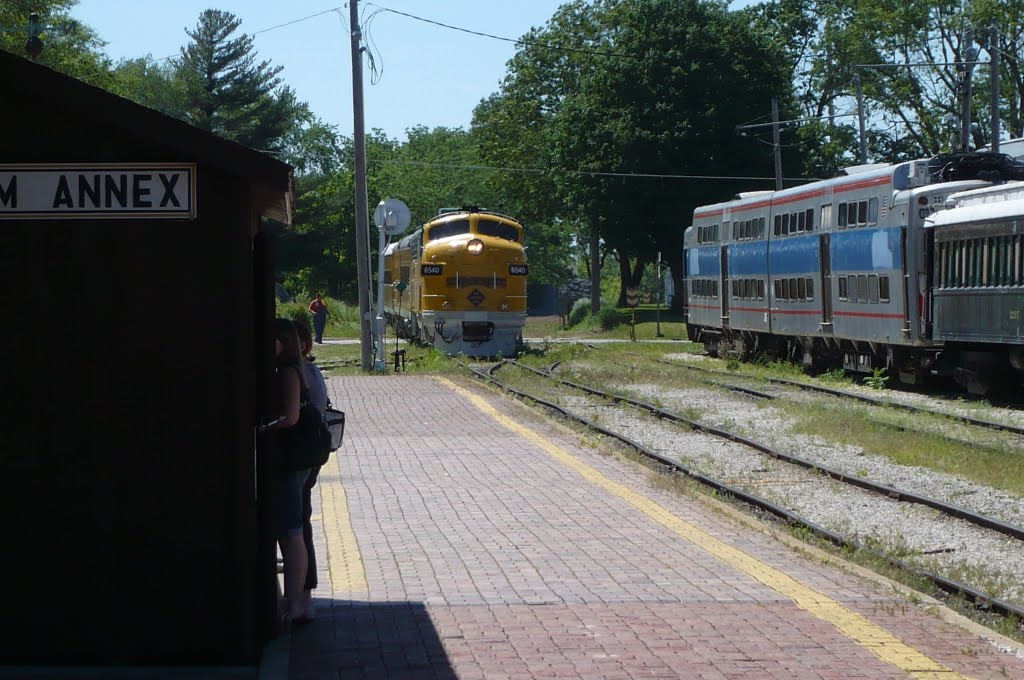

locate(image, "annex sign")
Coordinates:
0 164 195 219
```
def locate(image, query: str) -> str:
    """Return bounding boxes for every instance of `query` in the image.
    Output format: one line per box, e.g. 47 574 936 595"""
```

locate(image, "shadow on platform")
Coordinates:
286 599 456 679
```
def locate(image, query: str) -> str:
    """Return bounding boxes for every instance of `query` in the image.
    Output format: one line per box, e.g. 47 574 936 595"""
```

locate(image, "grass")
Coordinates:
783 399 1024 496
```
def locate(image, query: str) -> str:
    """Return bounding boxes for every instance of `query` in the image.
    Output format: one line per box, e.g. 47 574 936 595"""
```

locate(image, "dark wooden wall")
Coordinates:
2 90 272 665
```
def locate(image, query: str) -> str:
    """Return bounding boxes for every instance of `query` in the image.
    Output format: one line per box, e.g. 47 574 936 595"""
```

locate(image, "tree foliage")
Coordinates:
0 0 116 89
177 9 299 152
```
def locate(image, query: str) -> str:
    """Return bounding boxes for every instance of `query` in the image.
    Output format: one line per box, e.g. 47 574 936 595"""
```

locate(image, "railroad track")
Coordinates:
653 358 1024 437
462 359 1024 623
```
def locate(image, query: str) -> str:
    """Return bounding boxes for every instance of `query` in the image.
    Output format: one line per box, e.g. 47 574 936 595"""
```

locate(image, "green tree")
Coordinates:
551 0 798 307
177 9 298 152
0 0 116 89
108 57 187 119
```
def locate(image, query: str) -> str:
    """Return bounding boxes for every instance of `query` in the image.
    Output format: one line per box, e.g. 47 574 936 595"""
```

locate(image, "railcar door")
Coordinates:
819 234 833 327
720 245 730 328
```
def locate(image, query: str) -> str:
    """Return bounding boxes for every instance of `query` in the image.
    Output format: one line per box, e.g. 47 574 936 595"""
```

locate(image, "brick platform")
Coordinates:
286 375 1024 679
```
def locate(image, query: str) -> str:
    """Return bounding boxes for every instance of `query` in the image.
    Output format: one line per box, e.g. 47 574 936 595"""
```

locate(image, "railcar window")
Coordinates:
821 204 832 230
972 239 982 286
868 198 878 225
774 280 781 299
858 274 868 302
428 219 471 241
848 274 858 301
759 217 766 238
956 244 963 287
879 275 890 302
477 219 520 242
758 280 765 299
797 277 806 300
774 215 782 236
1012 236 1019 285
782 279 791 299
797 211 806 232
985 237 993 286
868 275 879 303
384 269 393 285
998 237 1009 285
838 277 848 300
806 277 814 300
782 213 790 234
838 203 848 228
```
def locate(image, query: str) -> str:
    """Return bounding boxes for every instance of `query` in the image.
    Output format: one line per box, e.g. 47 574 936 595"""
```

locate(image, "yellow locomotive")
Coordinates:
382 206 528 356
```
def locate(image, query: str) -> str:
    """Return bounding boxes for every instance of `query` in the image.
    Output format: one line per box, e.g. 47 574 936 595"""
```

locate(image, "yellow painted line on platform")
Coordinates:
320 458 368 593
439 377 968 680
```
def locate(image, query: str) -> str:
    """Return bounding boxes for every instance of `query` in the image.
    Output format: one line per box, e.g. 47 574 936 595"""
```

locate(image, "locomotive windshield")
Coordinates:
476 219 520 243
428 219 470 241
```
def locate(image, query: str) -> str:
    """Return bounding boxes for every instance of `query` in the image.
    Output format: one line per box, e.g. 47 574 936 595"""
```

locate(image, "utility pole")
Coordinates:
990 24 1000 153
961 27 975 152
854 74 867 163
350 0 373 370
771 98 782 191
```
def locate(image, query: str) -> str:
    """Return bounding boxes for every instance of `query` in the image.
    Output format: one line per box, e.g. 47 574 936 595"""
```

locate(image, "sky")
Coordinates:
73 0 759 142
71 0 584 141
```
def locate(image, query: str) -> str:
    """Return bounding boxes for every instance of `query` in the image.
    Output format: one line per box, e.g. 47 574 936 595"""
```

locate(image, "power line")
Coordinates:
367 158 819 182
146 5 343 63
363 2 631 59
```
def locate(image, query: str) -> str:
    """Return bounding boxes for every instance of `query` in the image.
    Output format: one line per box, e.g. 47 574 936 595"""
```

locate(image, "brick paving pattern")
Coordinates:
287 376 1024 679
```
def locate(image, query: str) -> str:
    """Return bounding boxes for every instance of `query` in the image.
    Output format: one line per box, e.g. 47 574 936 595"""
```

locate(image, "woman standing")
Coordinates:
295 321 328 624
308 293 328 344
272 317 311 626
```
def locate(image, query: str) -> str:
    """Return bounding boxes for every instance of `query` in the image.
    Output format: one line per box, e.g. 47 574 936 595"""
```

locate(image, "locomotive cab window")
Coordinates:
476 219 520 243
428 219 471 241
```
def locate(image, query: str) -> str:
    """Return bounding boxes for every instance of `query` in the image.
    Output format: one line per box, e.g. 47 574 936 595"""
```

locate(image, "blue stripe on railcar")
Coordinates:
728 241 768 275
830 227 902 272
687 247 720 276
768 235 818 274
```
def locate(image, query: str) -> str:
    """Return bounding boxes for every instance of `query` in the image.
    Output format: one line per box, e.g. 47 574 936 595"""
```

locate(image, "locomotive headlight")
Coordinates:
467 238 484 255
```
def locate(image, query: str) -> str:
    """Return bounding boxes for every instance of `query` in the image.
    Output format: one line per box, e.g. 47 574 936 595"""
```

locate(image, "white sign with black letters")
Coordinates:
0 164 195 219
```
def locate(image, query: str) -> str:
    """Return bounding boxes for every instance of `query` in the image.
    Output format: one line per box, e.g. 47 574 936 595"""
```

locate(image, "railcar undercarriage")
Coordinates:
691 325 1023 395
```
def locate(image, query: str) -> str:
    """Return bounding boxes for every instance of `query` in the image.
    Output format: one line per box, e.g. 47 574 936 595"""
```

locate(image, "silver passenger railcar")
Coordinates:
684 152 1023 392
